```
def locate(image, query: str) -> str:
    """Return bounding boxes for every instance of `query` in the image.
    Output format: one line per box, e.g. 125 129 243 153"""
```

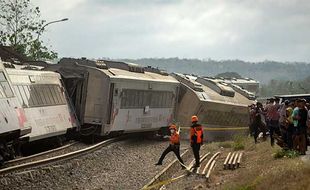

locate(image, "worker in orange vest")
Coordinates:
155 125 185 168
190 115 203 167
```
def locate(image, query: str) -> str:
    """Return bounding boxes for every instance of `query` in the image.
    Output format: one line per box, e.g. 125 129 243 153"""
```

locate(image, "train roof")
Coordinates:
47 58 179 84
99 67 178 83
173 73 254 106
6 68 61 84
204 77 259 85
274 94 310 98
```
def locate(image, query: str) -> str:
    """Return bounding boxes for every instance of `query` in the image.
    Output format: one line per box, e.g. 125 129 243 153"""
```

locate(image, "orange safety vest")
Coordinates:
190 124 203 144
170 133 180 145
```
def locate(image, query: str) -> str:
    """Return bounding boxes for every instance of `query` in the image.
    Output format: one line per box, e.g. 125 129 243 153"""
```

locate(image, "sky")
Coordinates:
33 0 310 62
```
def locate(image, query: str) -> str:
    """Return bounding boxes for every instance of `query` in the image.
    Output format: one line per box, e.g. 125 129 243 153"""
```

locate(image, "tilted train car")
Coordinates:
6 68 77 144
45 59 180 136
0 62 31 163
173 73 254 141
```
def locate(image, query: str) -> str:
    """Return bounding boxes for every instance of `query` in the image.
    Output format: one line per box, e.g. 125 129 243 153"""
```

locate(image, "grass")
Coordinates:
232 135 246 151
224 140 310 190
273 149 300 159
218 141 233 148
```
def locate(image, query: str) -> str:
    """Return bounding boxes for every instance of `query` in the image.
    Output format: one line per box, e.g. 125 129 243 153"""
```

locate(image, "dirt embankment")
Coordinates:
221 140 310 190
155 137 310 190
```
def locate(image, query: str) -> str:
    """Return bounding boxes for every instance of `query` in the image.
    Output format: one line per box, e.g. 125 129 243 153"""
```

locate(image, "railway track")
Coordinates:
0 137 123 176
142 148 221 190
4 142 78 168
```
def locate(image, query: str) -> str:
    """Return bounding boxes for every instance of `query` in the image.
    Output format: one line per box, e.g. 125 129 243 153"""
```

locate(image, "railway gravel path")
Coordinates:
0 137 190 190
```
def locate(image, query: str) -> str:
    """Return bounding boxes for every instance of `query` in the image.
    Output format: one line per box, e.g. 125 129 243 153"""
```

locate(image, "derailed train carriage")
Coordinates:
45 58 179 136
173 73 254 142
6 67 78 145
0 62 31 163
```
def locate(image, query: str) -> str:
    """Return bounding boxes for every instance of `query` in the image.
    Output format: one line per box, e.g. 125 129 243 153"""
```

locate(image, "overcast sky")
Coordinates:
33 0 310 62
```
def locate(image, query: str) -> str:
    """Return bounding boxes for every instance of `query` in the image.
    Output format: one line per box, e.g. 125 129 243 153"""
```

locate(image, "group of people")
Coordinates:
155 115 203 169
250 98 310 155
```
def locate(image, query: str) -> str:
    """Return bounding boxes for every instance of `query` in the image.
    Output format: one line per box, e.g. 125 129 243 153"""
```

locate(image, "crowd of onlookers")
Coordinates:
249 98 310 155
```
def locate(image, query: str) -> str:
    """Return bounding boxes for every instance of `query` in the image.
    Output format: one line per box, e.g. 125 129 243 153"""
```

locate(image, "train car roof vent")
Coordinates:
171 73 203 92
197 77 235 97
103 60 145 73
144 66 169 76
95 60 108 69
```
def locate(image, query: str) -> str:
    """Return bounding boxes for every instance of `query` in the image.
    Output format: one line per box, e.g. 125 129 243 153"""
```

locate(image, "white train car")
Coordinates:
46 59 180 136
6 68 77 143
0 62 31 163
173 73 254 142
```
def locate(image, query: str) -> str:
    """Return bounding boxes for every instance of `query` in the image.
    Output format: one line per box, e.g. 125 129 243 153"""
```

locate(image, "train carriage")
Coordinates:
6 68 77 143
173 73 254 142
46 59 180 136
0 61 31 163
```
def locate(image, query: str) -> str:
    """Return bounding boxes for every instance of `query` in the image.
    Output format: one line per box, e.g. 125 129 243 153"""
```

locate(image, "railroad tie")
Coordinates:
237 152 243 168
205 160 216 181
201 152 220 175
232 152 239 170
223 152 231 169
223 151 243 170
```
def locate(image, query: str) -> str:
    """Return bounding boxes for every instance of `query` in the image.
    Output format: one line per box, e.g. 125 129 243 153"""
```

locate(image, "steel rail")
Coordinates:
0 137 122 175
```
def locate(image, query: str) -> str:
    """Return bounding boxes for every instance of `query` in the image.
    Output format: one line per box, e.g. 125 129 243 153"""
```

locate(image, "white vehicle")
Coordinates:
0 62 31 163
6 68 77 143
46 59 180 136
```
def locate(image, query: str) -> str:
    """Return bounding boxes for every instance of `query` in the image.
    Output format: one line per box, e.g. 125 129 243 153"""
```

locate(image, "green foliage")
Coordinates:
218 141 232 148
0 0 57 60
273 149 300 159
122 58 310 86
233 135 245 151
259 76 310 97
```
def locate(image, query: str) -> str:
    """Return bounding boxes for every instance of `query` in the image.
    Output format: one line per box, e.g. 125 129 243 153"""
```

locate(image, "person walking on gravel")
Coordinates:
155 125 185 168
190 115 203 168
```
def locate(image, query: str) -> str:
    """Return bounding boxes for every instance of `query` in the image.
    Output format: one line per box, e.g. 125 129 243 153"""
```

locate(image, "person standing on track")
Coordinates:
155 125 185 168
190 115 203 168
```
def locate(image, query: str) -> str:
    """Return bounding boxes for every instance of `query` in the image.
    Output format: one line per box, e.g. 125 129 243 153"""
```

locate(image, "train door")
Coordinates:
107 83 114 125
62 73 88 125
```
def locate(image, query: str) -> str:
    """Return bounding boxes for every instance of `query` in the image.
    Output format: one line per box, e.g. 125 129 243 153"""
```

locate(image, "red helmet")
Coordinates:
191 115 198 122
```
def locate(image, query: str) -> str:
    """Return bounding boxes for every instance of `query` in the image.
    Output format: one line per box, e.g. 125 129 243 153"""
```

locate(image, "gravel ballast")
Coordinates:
0 137 190 190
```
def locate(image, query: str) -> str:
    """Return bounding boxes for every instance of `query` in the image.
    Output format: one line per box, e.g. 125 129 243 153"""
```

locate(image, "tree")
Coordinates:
215 72 242 78
0 0 57 60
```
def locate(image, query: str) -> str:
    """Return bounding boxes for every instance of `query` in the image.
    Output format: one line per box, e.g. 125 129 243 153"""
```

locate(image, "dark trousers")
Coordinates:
269 120 280 146
157 144 184 165
191 143 201 166
293 133 307 154
287 125 294 149
280 125 288 147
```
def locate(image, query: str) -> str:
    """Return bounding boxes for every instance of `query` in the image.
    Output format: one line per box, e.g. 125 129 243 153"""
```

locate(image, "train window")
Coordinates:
32 85 44 106
0 86 5 98
1 81 14 98
47 85 58 105
138 91 143 107
42 86 53 105
50 85 61 104
37 85 48 105
0 73 5 81
18 85 29 107
56 86 66 104
27 85 39 106
13 86 23 103
120 89 174 109
23 85 34 106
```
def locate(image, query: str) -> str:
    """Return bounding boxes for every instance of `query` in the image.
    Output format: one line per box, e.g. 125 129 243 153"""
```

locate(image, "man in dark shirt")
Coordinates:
296 99 308 155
